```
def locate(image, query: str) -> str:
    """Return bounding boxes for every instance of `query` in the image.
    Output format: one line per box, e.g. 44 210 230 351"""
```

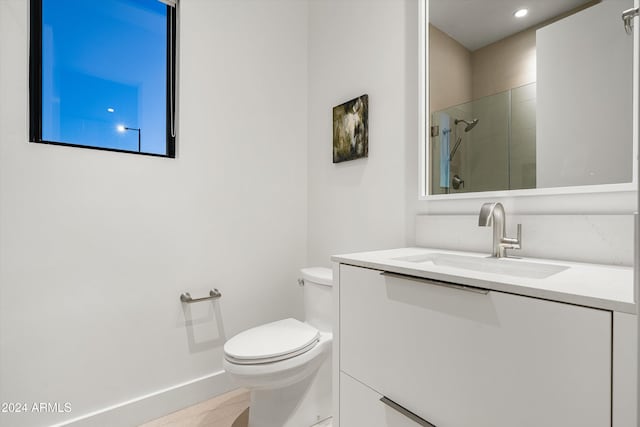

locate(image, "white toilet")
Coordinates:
223 267 333 427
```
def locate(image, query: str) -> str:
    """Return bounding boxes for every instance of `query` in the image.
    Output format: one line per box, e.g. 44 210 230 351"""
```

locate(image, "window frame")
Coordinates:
28 0 177 158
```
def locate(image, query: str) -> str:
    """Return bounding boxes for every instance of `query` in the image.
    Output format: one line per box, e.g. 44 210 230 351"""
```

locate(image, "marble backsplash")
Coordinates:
415 214 634 266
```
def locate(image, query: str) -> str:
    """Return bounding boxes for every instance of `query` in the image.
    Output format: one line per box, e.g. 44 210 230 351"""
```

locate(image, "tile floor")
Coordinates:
139 388 332 427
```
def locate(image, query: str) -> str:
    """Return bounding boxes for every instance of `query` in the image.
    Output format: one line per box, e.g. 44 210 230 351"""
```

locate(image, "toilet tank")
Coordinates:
300 267 333 333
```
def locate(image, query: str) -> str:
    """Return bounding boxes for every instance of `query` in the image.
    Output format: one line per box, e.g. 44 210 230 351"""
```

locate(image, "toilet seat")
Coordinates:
224 318 320 365
223 332 332 391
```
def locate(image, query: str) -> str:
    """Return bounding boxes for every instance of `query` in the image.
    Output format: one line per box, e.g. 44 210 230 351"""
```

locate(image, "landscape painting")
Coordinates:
333 94 368 163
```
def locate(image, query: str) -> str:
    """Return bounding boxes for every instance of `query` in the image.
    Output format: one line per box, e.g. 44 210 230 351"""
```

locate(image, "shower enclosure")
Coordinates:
430 82 536 194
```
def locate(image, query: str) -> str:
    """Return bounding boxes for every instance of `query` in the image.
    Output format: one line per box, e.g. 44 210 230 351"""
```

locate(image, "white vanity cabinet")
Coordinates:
336 264 612 427
340 372 427 427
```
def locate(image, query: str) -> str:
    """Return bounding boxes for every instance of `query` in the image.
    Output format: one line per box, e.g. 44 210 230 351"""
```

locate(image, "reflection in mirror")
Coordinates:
428 0 633 195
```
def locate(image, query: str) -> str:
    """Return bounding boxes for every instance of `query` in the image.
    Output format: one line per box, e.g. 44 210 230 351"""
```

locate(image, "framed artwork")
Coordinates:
333 94 368 163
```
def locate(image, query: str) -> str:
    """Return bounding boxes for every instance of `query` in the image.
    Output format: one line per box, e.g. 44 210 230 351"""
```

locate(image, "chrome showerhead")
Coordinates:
454 118 479 132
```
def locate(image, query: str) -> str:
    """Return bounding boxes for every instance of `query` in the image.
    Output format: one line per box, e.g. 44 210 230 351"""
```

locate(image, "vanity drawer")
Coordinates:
340 372 430 427
339 264 612 427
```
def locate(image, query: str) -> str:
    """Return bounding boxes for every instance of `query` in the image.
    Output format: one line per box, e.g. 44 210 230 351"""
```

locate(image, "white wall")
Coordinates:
304 0 636 268
307 0 418 266
537 0 633 188
0 1 308 426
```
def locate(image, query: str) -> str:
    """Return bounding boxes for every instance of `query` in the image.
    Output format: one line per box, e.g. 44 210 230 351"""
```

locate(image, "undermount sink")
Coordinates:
393 253 569 279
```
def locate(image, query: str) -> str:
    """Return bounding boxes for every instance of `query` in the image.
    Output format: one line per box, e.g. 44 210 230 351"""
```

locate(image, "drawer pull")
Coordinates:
380 396 437 427
381 271 489 295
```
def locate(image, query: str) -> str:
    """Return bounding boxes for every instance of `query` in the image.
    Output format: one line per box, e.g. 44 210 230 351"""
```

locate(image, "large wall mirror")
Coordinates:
423 0 636 197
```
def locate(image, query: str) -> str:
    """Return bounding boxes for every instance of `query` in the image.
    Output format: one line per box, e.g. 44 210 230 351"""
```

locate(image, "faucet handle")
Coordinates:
501 223 522 250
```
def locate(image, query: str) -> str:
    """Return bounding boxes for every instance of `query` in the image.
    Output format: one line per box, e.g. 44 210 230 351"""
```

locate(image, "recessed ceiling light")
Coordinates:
514 8 528 18
107 107 115 113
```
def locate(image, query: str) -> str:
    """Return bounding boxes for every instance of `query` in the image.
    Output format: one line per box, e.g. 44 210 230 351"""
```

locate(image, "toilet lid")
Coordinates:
224 318 320 364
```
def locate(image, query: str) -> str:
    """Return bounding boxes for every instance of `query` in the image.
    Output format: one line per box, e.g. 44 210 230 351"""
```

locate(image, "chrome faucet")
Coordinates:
478 202 522 258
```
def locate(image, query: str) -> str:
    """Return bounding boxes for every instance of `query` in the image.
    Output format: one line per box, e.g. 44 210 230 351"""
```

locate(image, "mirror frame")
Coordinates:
418 0 639 201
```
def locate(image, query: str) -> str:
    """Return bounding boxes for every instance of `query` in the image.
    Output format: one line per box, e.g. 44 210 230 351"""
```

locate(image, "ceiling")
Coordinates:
429 0 596 51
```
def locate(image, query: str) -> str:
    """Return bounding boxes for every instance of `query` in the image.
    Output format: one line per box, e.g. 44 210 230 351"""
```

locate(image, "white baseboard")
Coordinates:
51 370 232 427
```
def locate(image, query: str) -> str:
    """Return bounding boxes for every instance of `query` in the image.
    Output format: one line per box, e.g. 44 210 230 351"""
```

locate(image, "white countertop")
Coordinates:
331 247 636 313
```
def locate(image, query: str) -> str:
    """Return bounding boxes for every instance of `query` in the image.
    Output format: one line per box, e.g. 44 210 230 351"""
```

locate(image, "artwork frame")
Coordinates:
332 94 369 163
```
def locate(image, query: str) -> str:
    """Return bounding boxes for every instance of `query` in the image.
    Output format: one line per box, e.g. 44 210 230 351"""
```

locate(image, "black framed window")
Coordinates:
29 0 176 157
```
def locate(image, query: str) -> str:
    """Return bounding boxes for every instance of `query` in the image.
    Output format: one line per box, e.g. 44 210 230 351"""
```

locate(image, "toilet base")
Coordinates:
248 356 332 427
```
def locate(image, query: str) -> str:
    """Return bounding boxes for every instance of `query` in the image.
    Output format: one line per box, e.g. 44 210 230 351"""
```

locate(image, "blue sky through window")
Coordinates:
42 0 167 155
